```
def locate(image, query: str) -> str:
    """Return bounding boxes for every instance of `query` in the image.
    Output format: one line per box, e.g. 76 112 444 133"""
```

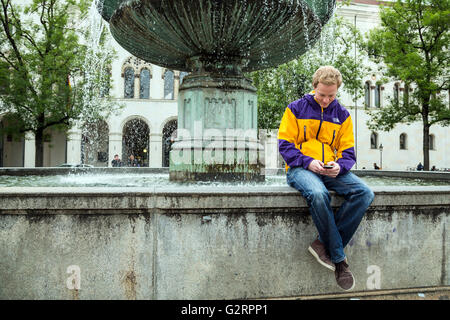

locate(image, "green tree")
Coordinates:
249 13 367 130
0 0 118 167
365 0 450 171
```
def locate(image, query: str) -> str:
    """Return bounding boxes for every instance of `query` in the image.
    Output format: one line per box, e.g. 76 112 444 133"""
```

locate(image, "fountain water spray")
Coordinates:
76 0 118 166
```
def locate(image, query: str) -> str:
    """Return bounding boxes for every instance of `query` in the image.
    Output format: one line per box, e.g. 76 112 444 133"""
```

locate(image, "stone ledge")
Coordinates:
1 186 449 212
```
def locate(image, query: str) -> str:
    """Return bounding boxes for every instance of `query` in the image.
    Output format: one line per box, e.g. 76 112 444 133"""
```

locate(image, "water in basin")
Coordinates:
0 173 448 188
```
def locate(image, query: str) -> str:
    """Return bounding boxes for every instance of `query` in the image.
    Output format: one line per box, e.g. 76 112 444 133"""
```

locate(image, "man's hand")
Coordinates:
307 160 340 178
321 161 340 178
307 159 325 174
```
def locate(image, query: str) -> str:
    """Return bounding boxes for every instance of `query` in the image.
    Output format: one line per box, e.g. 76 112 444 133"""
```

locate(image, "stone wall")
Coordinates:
0 185 448 299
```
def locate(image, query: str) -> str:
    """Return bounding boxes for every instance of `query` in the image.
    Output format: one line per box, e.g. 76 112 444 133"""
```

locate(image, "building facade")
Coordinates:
0 1 448 170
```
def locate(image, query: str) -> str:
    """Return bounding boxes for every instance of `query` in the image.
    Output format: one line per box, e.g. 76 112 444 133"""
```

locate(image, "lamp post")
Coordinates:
379 143 383 170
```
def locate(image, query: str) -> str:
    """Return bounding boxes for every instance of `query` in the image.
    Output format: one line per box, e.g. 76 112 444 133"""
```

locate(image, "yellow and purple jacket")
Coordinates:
278 93 356 175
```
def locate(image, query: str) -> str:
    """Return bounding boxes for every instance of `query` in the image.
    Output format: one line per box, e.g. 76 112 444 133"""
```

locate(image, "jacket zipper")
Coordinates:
322 143 325 163
316 108 323 139
326 130 336 163
299 125 307 150
330 130 336 146
317 108 324 162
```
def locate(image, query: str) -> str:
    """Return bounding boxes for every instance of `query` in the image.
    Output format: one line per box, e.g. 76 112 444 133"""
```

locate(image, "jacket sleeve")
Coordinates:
335 114 356 175
277 105 314 169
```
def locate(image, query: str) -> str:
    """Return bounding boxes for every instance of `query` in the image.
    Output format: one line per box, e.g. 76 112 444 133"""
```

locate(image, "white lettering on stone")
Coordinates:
66 265 81 290
366 265 381 290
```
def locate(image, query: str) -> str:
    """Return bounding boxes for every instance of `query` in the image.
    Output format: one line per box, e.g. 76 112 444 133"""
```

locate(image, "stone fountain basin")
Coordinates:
0 174 449 299
100 0 336 72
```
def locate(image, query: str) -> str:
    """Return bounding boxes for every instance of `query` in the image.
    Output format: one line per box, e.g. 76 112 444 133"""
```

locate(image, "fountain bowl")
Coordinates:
99 0 336 73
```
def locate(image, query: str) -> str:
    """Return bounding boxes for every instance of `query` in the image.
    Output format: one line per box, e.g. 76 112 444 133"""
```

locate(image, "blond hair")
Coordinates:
312 66 343 88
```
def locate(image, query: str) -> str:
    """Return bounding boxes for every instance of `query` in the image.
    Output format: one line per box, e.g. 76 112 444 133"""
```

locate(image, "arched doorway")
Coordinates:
81 119 109 167
122 118 149 167
162 119 177 167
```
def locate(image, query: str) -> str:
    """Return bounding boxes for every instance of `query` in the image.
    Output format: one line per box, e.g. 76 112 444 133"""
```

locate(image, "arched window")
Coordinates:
140 68 150 99
399 133 407 150
393 83 400 105
364 81 371 108
124 67 135 98
375 84 381 108
403 83 410 107
429 134 435 150
164 70 174 99
370 132 378 149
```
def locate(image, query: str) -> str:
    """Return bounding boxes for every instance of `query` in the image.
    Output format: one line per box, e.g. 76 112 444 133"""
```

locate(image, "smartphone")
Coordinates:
323 164 334 169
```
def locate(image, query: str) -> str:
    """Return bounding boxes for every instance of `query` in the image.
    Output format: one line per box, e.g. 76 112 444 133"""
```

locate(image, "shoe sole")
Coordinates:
308 246 336 271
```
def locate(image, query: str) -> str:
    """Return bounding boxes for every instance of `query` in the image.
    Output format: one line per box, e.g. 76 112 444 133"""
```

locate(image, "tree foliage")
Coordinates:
364 0 450 170
249 13 367 129
0 0 118 166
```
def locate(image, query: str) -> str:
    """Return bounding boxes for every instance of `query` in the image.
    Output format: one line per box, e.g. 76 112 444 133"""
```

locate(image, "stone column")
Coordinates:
24 131 36 168
174 73 180 100
134 74 140 99
370 85 376 108
66 130 82 164
149 133 163 168
153 66 164 99
108 132 122 167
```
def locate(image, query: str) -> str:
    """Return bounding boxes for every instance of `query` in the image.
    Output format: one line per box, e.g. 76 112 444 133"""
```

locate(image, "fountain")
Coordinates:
97 0 336 181
1 0 448 300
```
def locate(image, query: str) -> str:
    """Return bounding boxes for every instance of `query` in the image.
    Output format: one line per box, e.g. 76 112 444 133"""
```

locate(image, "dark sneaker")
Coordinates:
308 239 335 271
335 260 355 291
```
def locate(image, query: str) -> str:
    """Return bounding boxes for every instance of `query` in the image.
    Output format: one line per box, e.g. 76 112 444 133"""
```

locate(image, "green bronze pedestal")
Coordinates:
169 57 264 181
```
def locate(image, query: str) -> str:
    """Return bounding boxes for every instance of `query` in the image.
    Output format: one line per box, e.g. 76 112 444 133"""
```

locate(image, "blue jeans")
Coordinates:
287 166 374 263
